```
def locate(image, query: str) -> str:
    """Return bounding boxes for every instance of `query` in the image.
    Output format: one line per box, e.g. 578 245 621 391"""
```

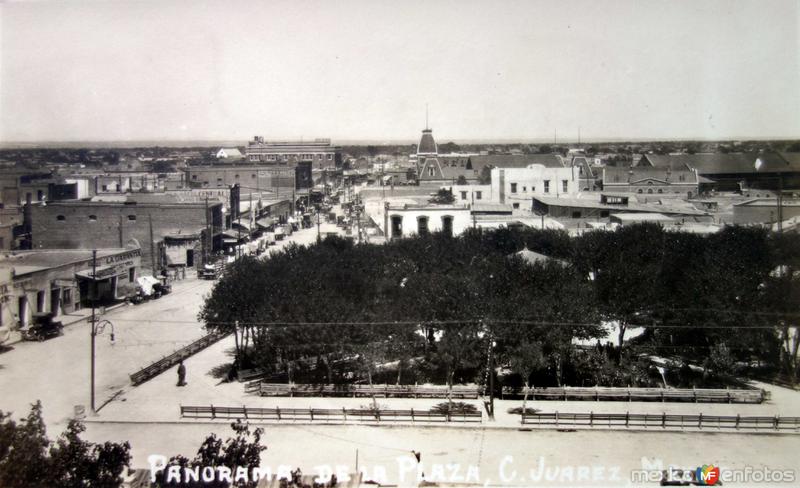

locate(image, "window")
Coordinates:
56 215 65 221
235 174 240 179
192 175 197 180
562 180 568 193
390 215 403 238
658 189 663 194
679 174 685 182
475 191 482 200
648 189 653 194
461 191 467 200
513 203 520 209
428 167 435 176
544 180 550 193
637 189 643 194
252 174 256 179
129 267 135 282
417 216 429 235
88 215 97 222
327 154 332 160
442 216 453 237
101 185 108 191
523 186 527 192
128 215 136 221
510 183 517 193
600 210 610 218
318 154 323 160
571 211 582 218
37 190 44 201
62 288 72 305
216 178 223 185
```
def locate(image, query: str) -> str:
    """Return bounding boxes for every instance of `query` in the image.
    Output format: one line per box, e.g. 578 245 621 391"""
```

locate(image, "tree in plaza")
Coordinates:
573 223 666 364
0 402 131 488
154 421 266 488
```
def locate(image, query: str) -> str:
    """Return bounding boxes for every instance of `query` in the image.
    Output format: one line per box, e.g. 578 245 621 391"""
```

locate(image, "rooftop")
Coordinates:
0 248 139 276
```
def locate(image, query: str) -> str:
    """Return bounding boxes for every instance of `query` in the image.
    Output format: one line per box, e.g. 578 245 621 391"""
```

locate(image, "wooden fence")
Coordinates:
129 331 228 386
246 382 480 399
520 411 800 431
501 386 765 404
180 405 482 423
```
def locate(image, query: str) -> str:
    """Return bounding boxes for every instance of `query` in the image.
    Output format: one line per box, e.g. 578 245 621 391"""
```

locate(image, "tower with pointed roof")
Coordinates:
415 106 445 180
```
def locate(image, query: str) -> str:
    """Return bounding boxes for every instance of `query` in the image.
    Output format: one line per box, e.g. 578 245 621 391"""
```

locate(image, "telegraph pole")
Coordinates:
90 249 97 413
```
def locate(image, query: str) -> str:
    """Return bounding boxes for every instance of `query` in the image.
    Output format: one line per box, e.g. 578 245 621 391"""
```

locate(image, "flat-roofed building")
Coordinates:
245 137 341 169
0 247 141 332
29 198 224 273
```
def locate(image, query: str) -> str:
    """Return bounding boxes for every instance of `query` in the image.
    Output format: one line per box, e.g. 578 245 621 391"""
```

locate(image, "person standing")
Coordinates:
177 359 187 386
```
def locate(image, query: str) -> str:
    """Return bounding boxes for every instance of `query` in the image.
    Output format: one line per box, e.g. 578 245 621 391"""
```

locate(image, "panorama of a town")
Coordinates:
1 1 799 487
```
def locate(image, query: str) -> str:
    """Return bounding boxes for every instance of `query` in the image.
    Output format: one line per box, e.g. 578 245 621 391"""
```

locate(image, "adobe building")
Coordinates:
0 247 141 333
28 199 224 274
383 202 472 239
602 166 699 197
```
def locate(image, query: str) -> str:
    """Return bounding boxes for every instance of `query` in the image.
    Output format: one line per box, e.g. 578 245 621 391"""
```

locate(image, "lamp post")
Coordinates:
89 250 116 413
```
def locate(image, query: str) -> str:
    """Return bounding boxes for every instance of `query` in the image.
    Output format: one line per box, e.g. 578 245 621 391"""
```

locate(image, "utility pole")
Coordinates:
316 208 321 243
778 172 784 233
204 197 210 265
148 214 156 274
90 250 97 413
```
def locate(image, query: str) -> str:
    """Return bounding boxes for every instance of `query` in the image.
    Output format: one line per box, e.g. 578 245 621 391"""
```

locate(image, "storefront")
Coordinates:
0 247 141 332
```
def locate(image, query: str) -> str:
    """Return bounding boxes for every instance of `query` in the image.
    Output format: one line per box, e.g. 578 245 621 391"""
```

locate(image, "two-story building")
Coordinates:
491 164 581 209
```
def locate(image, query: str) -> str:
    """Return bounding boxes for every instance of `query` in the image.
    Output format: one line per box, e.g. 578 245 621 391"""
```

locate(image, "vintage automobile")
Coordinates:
22 313 64 342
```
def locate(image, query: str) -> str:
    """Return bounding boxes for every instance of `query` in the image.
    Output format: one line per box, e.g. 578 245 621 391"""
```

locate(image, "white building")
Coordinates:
491 164 581 209
441 184 493 205
383 203 472 239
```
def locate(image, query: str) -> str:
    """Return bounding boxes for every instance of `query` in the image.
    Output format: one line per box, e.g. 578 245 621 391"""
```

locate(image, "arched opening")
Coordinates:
417 216 429 235
390 215 403 238
441 215 453 237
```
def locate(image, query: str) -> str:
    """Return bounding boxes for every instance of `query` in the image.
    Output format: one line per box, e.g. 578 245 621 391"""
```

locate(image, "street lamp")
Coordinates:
89 250 116 413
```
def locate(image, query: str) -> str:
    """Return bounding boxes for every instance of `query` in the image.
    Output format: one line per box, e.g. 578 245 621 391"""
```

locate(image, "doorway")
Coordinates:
186 249 195 267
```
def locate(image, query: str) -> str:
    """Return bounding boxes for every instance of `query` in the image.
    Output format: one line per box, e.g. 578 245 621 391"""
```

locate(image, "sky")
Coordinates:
1 0 798 144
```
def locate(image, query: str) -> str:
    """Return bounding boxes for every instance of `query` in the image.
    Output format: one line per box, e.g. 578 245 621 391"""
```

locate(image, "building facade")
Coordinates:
245 138 341 169
29 200 224 273
491 165 581 209
602 166 699 197
0 247 141 332
383 203 472 239
183 165 296 195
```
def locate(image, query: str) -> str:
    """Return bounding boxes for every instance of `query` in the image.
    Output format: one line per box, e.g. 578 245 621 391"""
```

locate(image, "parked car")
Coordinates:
22 313 64 342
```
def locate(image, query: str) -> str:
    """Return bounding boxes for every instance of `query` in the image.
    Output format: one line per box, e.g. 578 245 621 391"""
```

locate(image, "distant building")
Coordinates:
245 137 342 169
216 147 244 159
491 165 581 209
531 193 710 221
28 199 224 273
733 198 800 226
183 165 296 195
638 152 800 191
602 166 699 197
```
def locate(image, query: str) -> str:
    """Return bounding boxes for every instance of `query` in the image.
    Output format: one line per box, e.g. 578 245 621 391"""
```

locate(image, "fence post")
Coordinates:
211 405 216 419
662 412 666 429
698 413 703 429
555 411 559 427
243 406 248 420
411 408 415 422
774 415 780 431
276 406 281 421
310 408 314 421
343 407 347 422
693 387 697 403
625 411 629 428
589 411 593 427
735 414 740 430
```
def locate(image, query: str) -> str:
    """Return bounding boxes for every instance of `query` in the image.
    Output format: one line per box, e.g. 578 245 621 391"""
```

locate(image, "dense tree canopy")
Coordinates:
200 225 800 387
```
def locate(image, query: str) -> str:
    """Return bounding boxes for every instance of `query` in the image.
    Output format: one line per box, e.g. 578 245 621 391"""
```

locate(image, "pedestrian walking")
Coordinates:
177 359 187 386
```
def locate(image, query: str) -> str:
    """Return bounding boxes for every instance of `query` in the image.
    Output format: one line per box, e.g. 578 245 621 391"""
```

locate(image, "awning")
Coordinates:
232 220 252 231
75 265 118 281
256 217 276 228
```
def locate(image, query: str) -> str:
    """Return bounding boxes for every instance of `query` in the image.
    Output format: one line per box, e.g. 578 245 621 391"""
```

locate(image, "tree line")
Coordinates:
200 224 799 388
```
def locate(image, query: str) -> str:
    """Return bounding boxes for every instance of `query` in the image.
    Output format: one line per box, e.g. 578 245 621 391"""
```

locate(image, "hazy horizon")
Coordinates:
2 0 798 143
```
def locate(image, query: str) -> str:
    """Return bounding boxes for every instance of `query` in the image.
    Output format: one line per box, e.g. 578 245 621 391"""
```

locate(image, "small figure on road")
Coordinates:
177 359 187 386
